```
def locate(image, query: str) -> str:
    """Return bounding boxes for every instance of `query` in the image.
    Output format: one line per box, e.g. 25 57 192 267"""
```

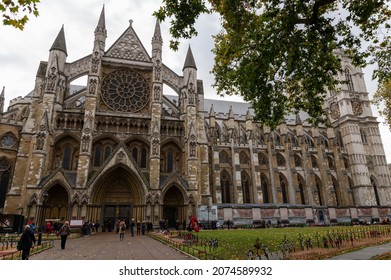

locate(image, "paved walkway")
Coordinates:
25 233 391 260
328 242 391 260
29 232 194 260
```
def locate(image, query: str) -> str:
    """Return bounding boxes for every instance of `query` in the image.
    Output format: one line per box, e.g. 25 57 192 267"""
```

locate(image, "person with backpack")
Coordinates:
58 221 71 249
19 225 36 260
119 219 126 241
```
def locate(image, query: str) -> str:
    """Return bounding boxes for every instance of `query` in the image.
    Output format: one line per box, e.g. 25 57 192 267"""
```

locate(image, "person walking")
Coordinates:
116 219 120 234
58 221 71 249
136 220 141 236
119 219 126 241
130 218 135 237
19 225 36 260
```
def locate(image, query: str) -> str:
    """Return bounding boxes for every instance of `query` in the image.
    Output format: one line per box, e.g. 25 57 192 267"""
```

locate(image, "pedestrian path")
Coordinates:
328 242 391 260
29 232 194 260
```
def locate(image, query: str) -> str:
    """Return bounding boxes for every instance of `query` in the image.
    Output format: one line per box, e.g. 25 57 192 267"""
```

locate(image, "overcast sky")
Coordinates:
0 0 390 162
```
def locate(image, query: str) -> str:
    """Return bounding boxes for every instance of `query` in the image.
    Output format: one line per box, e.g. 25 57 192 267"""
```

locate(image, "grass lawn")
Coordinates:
180 225 391 260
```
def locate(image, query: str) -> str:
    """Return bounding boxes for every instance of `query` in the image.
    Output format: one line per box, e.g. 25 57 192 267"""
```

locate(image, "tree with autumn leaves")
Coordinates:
1 1 391 130
155 0 391 129
0 0 39 30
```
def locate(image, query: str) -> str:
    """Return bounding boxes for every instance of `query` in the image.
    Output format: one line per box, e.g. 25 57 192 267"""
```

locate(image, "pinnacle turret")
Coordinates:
50 25 67 56
152 20 163 45
94 5 107 52
0 86 5 114
182 46 197 71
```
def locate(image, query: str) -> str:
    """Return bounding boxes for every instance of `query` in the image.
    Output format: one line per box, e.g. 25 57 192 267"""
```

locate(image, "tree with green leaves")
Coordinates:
0 0 40 30
154 0 391 129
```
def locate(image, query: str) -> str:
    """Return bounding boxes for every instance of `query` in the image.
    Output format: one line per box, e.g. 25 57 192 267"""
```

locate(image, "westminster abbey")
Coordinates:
0 7 390 228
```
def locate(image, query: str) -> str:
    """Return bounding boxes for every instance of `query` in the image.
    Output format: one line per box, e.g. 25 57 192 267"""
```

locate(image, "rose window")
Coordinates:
101 69 149 112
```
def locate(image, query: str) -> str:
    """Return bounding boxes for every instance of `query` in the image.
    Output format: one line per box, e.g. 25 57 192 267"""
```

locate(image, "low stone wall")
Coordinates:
213 205 391 227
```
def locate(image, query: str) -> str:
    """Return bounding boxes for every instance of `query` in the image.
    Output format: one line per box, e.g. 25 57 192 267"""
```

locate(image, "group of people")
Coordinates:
116 218 149 240
18 221 71 260
81 221 100 236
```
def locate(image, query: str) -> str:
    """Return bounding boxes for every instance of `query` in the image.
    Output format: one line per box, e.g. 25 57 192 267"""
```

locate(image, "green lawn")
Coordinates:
186 225 391 260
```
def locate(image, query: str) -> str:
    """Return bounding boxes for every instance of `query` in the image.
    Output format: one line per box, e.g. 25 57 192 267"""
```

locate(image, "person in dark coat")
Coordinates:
130 218 135 237
20 225 36 260
136 220 141 235
58 221 71 249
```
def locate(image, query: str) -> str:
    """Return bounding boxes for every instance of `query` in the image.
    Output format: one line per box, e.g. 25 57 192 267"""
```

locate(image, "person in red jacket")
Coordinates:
188 215 200 232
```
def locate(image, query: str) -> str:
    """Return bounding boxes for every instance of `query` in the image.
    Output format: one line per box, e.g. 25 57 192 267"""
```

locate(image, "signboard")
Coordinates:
197 205 218 222
70 219 83 227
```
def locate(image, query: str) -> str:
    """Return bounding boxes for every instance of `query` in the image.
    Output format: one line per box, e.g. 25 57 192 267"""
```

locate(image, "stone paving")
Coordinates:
29 232 194 260
328 241 391 260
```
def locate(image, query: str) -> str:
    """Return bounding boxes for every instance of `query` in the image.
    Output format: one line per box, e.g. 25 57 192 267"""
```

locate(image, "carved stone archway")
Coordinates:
90 165 145 231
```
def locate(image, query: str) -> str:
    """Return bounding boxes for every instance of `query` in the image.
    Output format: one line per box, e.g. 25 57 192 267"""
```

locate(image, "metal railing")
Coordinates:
0 240 54 260
148 232 220 260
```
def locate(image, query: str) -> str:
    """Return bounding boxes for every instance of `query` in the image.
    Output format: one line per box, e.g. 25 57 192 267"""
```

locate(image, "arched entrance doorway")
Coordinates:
163 186 185 228
42 184 69 222
90 165 144 232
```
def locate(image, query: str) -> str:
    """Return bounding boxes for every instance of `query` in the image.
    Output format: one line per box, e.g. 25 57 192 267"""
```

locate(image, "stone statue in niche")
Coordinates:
46 67 57 91
153 85 161 101
91 51 100 73
154 59 161 81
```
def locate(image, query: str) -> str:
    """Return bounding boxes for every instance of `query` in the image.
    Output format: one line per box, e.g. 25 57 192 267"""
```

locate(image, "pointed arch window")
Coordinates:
62 144 72 170
294 154 302 167
289 132 299 148
331 177 339 206
93 145 102 167
314 177 323 206
371 177 380 206
167 151 174 173
336 131 344 148
311 155 318 168
241 171 251 203
221 170 231 203
132 147 139 163
219 150 230 164
298 182 305 204
277 153 286 167
345 68 354 91
261 174 270 203
258 153 268 166
104 145 111 161
360 129 367 144
0 157 11 208
141 147 147 168
280 174 288 204
239 152 250 165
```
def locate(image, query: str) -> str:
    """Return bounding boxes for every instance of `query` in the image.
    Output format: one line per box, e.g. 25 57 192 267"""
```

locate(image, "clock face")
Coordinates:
330 103 340 120
1 134 15 148
352 100 363 116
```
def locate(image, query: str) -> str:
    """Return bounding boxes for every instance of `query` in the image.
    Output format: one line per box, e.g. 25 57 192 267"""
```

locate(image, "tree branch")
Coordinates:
310 0 337 24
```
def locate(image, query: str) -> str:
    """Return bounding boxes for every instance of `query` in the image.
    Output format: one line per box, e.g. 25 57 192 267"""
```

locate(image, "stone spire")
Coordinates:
152 19 163 45
50 25 67 56
182 46 197 71
209 104 215 117
94 5 107 52
228 105 234 119
295 113 302 125
0 86 4 114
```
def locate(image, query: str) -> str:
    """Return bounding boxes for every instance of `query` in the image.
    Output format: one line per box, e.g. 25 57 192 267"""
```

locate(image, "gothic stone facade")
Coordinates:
1 8 391 228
